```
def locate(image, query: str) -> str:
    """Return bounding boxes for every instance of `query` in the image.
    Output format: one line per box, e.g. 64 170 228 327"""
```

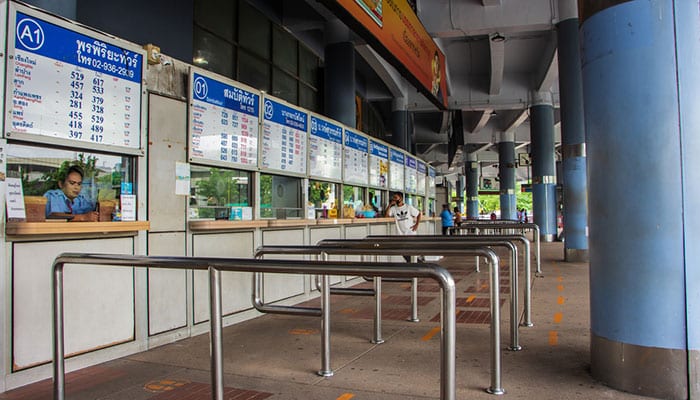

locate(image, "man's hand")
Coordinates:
411 223 419 231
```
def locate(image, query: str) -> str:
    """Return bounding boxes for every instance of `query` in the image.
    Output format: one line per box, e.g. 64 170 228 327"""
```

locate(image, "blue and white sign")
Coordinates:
6 8 144 149
261 96 307 174
369 140 388 188
189 71 259 168
343 129 369 185
428 166 437 197
389 149 405 191
308 115 342 179
416 161 427 195
404 155 417 194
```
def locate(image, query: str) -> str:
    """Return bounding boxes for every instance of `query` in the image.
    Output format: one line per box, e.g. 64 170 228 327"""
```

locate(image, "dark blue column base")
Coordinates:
564 248 588 263
591 334 688 400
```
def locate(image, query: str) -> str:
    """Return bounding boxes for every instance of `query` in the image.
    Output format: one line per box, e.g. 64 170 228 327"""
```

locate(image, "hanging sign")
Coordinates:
404 155 417 194
260 96 307 175
369 139 388 188
343 129 369 185
389 148 404 191
308 115 342 180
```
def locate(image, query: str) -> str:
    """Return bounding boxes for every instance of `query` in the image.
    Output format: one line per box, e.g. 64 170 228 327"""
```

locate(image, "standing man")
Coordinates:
386 192 422 261
440 204 453 235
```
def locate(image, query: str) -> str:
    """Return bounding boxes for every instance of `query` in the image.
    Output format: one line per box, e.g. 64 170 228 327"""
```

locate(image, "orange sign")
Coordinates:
324 0 448 109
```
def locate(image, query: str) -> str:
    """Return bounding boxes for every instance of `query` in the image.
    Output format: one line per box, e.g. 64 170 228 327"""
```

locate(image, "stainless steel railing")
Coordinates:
453 222 542 276
313 241 506 395
52 253 456 400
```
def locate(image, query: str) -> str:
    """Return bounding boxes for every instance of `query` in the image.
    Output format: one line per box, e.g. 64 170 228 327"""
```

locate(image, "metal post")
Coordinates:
486 253 504 395
209 266 224 400
318 254 333 376
409 255 419 322
52 263 65 400
508 245 521 351
372 276 384 344
440 269 456 400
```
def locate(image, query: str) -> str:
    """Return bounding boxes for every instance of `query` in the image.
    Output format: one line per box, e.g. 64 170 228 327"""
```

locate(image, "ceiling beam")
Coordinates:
355 44 407 99
470 109 493 133
503 109 528 132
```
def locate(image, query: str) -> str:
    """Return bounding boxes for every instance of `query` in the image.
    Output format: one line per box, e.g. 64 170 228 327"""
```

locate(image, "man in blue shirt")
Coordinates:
440 204 454 235
44 165 98 222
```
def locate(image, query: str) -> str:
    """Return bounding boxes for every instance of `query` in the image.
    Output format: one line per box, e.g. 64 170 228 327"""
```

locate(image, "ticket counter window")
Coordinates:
368 188 384 216
405 194 416 208
260 173 302 219
342 185 366 219
428 198 435 217
416 196 425 214
308 180 338 219
189 166 252 220
6 144 135 221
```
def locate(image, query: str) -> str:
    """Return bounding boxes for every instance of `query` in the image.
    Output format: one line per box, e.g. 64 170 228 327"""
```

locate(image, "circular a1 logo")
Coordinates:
310 118 317 133
193 76 208 100
16 18 45 51
264 100 274 120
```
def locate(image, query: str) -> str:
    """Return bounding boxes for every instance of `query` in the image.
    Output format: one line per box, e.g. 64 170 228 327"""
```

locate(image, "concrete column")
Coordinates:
391 97 410 151
324 20 355 127
530 91 557 242
465 153 479 219
557 0 589 261
581 1 700 398
498 132 516 220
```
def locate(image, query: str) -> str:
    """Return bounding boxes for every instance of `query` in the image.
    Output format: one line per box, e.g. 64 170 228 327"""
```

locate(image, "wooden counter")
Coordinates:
6 221 150 236
188 220 268 231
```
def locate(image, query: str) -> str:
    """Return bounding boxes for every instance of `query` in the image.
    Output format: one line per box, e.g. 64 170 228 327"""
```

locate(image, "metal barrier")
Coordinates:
365 234 533 328
313 241 506 394
52 253 456 400
320 238 522 351
453 222 542 276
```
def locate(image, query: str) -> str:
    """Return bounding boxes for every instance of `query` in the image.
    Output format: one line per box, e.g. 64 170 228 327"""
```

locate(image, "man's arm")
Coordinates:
411 210 422 231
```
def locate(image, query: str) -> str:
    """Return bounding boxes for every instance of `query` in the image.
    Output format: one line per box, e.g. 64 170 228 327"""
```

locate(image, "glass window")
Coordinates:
6 144 135 221
189 166 251 220
342 185 366 219
260 173 302 219
238 50 270 92
272 67 297 104
272 27 298 75
193 26 234 77
299 83 319 113
308 180 338 219
299 45 318 87
238 2 270 60
367 188 384 217
194 0 237 43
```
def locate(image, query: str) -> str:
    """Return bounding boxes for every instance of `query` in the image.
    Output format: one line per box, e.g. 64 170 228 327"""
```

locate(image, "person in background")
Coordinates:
440 204 453 235
44 165 98 222
453 206 462 226
386 192 421 261
490 211 497 221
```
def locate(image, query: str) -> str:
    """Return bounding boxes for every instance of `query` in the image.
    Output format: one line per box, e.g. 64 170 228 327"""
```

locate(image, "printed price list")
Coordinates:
309 116 342 179
369 140 388 188
389 149 405 191
261 98 307 174
343 130 369 185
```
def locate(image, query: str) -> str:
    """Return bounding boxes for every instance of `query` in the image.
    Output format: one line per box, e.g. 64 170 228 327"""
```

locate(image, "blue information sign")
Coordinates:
261 96 308 174
309 115 342 179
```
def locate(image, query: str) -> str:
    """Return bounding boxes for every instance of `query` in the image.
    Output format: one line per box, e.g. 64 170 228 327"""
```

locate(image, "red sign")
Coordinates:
323 0 448 109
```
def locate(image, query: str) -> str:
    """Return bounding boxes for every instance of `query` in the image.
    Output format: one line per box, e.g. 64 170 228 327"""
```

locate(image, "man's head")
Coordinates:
58 166 84 200
391 192 404 206
443 204 449 210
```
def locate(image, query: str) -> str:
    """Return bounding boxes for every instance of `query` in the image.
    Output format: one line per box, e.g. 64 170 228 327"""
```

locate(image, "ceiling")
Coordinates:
263 0 564 180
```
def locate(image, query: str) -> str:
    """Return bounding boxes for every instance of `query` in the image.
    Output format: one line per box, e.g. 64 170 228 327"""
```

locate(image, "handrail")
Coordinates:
319 238 521 352
52 253 456 400
311 242 506 395
453 222 542 276
367 234 534 327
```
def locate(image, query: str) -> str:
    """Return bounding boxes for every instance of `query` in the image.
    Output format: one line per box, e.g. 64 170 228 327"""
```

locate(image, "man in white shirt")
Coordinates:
385 192 422 261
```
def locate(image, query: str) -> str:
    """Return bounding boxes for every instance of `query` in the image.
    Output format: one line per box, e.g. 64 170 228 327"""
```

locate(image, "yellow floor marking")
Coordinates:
422 326 441 341
466 295 476 304
337 393 355 400
144 379 189 393
553 312 563 323
557 284 564 292
557 296 565 305
288 328 319 335
557 276 564 282
339 308 357 314
549 331 558 346
481 283 489 289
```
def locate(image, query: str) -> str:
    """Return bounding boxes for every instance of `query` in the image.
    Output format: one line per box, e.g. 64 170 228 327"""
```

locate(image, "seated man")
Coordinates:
44 165 98 222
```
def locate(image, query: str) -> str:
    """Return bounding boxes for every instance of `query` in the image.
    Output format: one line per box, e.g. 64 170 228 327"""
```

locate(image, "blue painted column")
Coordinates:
557 0 589 261
324 19 355 127
581 1 700 398
498 132 516 220
465 153 479 219
530 92 557 241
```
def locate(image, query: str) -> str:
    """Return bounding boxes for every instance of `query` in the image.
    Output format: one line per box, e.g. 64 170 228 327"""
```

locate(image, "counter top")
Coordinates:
188 220 268 231
6 220 150 236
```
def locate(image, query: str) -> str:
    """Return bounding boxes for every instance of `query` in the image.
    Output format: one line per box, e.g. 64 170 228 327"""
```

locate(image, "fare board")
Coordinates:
428 166 436 198
416 161 427 196
369 139 388 188
389 148 404 191
343 129 369 185
260 96 307 175
308 115 342 180
404 155 417 194
188 70 260 169
5 5 144 153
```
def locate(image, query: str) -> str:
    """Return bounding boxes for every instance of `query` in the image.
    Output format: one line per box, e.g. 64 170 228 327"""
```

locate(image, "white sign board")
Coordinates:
416 161 426 196
260 96 307 175
308 115 342 180
343 129 369 185
404 155 417 194
389 149 404 191
369 140 388 188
